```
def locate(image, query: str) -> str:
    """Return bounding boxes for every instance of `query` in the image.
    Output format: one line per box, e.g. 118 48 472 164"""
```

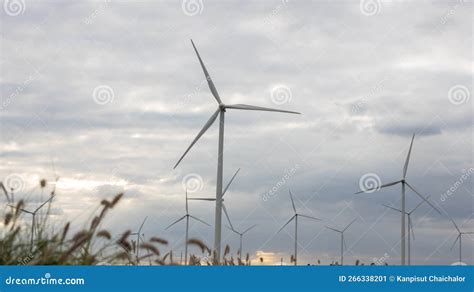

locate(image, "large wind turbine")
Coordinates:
173 40 300 263
226 224 257 262
325 219 356 265
9 194 55 248
449 217 474 263
382 198 429 265
165 190 210 265
131 216 147 263
356 134 441 265
277 190 321 265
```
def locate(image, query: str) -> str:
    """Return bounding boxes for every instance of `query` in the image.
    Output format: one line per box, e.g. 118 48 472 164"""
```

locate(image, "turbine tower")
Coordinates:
449 217 474 263
165 190 210 265
382 197 430 265
227 224 257 262
277 190 321 265
325 219 356 265
130 216 147 263
174 40 300 263
356 134 441 265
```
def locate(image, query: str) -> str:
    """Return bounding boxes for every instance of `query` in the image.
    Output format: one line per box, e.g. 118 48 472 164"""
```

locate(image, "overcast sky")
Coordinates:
1 0 472 265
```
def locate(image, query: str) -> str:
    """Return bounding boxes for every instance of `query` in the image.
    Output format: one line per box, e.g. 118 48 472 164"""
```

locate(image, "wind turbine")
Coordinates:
325 219 356 265
131 216 147 263
356 134 441 265
165 190 210 265
449 217 474 263
173 40 300 263
9 194 55 248
277 190 321 265
382 198 428 265
226 224 257 262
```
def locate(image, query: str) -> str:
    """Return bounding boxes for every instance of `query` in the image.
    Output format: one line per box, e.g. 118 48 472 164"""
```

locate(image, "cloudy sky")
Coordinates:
1 0 472 265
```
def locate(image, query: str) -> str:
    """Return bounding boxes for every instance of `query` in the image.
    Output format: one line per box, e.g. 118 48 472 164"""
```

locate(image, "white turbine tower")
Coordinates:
382 198 430 265
165 190 210 265
277 190 321 265
173 40 300 263
325 219 356 265
9 194 55 248
449 217 474 263
226 224 257 262
131 216 147 263
356 134 441 265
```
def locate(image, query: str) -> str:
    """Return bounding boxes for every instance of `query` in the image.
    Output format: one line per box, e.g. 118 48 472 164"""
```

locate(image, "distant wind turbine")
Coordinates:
9 194 55 248
131 216 147 263
174 40 300 263
449 217 474 263
226 224 257 262
277 190 321 265
165 190 210 265
356 134 441 265
382 197 430 265
325 219 356 265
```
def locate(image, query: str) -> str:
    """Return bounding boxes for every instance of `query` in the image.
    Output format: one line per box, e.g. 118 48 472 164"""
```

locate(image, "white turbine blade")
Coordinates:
225 224 240 235
405 182 441 215
222 168 240 197
138 216 148 233
222 204 234 230
189 215 211 227
187 197 216 201
299 214 321 221
34 194 55 213
355 180 401 194
277 215 295 234
289 190 296 213
410 197 428 214
185 189 189 214
174 109 220 169
225 104 300 115
447 215 461 233
165 215 186 230
382 203 403 214
190 39 222 105
450 234 460 250
343 218 357 232
325 226 341 233
242 224 257 234
403 134 415 179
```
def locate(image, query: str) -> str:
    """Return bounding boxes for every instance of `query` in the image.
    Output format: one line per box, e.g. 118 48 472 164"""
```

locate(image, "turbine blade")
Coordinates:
447 215 461 233
299 214 321 221
277 215 295 234
222 204 233 230
381 203 403 213
463 232 474 234
403 134 415 179
185 189 189 214
450 234 460 250
222 168 240 197
289 190 296 213
187 197 216 201
165 215 186 230
225 224 239 235
343 218 357 232
0 182 10 203
190 39 222 105
138 216 148 233
225 104 300 115
325 226 341 233
410 196 429 214
34 194 55 213
405 182 441 215
409 216 415 241
189 215 211 227
355 180 401 194
242 224 257 234
174 109 220 169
